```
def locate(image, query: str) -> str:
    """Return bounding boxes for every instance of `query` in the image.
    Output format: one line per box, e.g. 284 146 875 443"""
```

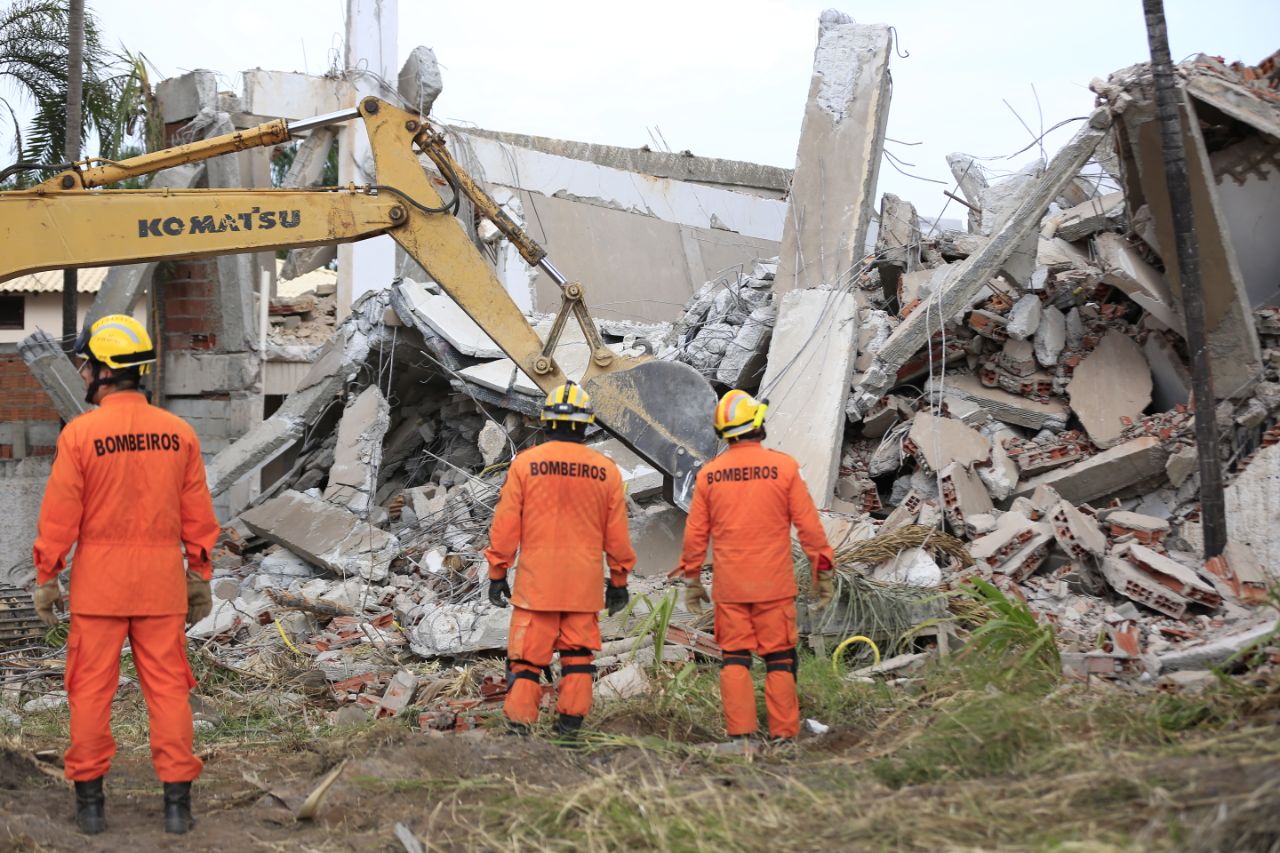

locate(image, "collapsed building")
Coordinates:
2 10 1279 726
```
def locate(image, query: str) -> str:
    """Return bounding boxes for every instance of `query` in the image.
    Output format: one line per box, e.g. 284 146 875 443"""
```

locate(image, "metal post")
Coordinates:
1142 0 1228 558
62 0 85 348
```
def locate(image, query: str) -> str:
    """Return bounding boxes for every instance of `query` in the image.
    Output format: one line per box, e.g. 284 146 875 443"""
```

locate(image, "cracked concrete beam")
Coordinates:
16 330 90 422
848 112 1109 418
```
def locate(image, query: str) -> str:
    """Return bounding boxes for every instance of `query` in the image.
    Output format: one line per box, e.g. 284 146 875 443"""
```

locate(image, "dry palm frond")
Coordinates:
836 524 973 570
793 525 968 655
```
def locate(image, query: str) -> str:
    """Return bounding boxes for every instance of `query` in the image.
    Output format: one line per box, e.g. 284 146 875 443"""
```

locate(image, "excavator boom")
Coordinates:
0 98 717 507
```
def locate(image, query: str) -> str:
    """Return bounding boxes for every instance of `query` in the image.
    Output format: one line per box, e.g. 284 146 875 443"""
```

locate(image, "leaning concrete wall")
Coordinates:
454 132 786 323
509 189 781 324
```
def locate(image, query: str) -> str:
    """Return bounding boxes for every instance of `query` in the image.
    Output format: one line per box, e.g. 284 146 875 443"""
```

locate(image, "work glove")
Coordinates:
186 573 212 626
33 580 63 627
684 575 710 615
489 578 511 608
605 582 629 616
814 572 836 611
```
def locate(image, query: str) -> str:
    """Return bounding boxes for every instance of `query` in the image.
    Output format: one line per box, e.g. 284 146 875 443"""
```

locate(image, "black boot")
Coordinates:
74 776 106 835
554 713 584 746
163 781 195 834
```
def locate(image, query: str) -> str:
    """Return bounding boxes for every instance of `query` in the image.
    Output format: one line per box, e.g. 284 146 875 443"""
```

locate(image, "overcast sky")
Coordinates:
8 0 1279 218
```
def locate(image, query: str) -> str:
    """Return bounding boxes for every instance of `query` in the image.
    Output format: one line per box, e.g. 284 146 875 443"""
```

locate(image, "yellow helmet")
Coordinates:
541 380 595 425
74 314 156 374
714 389 768 439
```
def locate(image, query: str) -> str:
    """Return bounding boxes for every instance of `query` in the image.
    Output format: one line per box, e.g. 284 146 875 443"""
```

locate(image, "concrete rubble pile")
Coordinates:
668 49 1280 683
157 269 709 730
4 38 1279 733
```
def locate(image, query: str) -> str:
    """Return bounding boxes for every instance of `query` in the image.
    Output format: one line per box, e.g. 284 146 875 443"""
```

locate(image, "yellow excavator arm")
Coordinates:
0 97 718 507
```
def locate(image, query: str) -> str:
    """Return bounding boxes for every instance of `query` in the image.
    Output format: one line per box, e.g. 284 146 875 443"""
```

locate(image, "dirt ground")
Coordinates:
5 706 1280 852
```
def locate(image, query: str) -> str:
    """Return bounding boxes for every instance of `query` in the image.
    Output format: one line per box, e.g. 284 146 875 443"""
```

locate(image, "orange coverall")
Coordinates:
485 439 636 725
33 391 220 782
676 439 834 738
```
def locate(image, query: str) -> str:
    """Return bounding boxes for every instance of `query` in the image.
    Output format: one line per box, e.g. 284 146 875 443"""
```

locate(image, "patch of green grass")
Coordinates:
870 690 1058 788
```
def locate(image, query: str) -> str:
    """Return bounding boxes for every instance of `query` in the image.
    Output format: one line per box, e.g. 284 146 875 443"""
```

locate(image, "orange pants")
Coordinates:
713 599 800 738
64 614 201 783
504 608 600 726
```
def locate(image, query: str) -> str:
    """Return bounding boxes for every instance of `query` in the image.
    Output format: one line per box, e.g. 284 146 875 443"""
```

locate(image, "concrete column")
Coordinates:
337 0 398 317
774 13 892 297
17 330 90 422
758 289 859 508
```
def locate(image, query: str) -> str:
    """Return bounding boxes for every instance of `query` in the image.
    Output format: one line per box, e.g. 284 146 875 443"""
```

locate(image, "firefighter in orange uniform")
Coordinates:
485 380 636 738
32 315 220 836
674 390 835 744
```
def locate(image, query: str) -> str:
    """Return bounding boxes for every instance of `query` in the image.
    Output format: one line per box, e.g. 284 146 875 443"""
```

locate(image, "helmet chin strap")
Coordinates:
83 361 123 405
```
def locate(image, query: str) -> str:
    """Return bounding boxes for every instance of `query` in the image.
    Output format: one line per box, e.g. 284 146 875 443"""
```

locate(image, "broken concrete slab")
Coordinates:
1053 191 1125 242
593 438 663 501
970 512 1040 569
1015 436 1168 505
206 294 383 497
1067 332 1152 449
1094 232 1184 335
774 15 892 296
1165 444 1197 488
1033 305 1066 368
849 114 1109 415
408 602 508 657
1050 501 1106 562
1154 618 1278 674
1143 333 1191 413
715 303 776 388
324 385 391 516
1181 441 1280 575
394 280 503 359
1005 294 1042 341
398 45 443 115
758 288 858 507
17 329 91 422
907 412 991 472
239 489 400 582
976 427 1020 501
926 374 1069 431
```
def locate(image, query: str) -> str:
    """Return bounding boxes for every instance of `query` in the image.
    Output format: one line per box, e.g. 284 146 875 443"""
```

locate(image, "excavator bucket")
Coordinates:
583 360 720 510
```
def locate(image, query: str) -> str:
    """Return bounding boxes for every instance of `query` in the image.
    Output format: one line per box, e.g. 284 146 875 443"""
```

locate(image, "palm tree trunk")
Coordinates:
61 0 83 346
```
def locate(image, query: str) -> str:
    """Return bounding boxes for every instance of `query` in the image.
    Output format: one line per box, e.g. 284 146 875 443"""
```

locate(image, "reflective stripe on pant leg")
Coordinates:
761 648 798 677
64 615 129 782
755 600 800 739
504 608 557 726
555 613 601 719
128 614 202 783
